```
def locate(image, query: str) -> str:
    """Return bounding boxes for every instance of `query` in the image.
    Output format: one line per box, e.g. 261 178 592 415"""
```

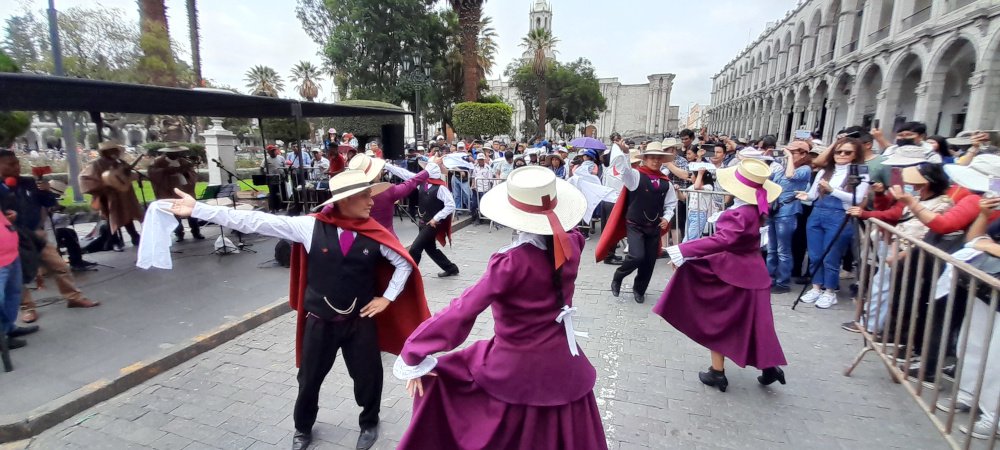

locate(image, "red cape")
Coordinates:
595 166 670 262
288 212 431 367
426 178 453 246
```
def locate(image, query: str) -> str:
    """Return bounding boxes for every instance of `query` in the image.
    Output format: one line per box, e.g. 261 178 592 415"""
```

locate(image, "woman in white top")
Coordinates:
684 168 717 242
794 137 870 309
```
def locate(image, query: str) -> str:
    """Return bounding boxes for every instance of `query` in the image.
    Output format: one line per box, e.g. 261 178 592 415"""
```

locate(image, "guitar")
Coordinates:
101 155 145 192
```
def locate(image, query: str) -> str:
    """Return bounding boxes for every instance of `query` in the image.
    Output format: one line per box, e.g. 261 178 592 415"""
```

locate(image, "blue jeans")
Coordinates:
0 258 23 334
451 177 470 210
806 205 854 290
766 215 798 288
684 210 708 242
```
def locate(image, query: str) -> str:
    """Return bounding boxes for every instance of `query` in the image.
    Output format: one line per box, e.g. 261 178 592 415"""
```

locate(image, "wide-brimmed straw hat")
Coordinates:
944 154 1000 193
883 145 942 166
949 130 975 146
628 149 642 164
319 169 389 207
348 153 386 182
902 166 928 185
716 159 782 212
158 145 189 153
98 141 124 152
480 166 585 268
661 138 683 150
641 141 672 158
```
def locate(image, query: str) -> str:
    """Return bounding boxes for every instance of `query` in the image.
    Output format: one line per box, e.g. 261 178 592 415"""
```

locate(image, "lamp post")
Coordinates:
401 54 432 143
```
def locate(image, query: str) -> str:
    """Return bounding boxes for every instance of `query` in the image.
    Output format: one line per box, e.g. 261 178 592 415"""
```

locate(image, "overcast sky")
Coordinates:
2 0 800 120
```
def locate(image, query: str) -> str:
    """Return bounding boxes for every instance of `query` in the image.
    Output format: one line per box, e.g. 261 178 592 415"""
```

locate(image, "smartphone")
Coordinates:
873 119 881 130
890 167 903 187
794 129 811 140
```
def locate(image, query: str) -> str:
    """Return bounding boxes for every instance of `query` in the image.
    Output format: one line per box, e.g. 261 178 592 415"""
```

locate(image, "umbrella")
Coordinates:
570 137 607 151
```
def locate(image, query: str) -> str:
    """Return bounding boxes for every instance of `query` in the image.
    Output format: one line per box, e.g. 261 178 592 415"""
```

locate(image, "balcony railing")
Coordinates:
790 66 799 75
901 6 931 28
868 25 889 43
842 40 858 54
956 0 975 8
820 51 834 64
769 76 775 84
804 61 815 71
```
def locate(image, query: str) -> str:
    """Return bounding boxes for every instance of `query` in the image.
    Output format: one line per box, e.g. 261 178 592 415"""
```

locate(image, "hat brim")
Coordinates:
950 137 973 146
715 166 782 205
159 147 189 153
359 158 386 182
902 166 927 184
641 151 675 159
944 164 990 192
319 182 390 207
479 179 587 235
883 156 929 167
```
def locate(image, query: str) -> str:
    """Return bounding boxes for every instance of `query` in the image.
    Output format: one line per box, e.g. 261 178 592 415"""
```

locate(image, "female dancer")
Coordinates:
393 166 607 449
653 158 788 392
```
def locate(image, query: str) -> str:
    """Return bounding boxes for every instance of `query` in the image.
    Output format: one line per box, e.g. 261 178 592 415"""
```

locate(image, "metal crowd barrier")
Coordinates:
846 217 1000 449
677 188 731 241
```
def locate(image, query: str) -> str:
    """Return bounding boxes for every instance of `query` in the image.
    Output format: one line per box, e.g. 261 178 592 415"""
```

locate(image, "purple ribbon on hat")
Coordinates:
734 170 769 216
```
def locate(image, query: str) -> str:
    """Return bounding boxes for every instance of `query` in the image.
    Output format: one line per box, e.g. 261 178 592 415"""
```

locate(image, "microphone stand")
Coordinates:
211 158 258 253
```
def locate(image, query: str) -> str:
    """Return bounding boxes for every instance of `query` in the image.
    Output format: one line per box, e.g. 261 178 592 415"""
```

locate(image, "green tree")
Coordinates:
290 61 322 102
137 0 179 86
0 50 31 147
448 0 485 101
261 118 310 143
477 16 498 79
507 57 605 141
186 0 202 86
452 102 512 138
519 28 558 140
245 65 284 97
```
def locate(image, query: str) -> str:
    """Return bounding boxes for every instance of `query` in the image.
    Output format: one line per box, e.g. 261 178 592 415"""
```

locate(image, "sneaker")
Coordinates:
799 288 822 304
770 285 791 294
815 291 838 309
961 416 999 440
841 321 862 333
935 397 973 414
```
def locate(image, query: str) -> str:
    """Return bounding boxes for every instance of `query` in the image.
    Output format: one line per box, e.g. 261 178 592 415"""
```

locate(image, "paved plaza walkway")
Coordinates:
15 225 944 449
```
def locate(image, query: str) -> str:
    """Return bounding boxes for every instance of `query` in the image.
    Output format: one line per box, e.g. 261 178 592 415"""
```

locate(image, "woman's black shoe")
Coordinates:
757 367 786 386
698 367 728 392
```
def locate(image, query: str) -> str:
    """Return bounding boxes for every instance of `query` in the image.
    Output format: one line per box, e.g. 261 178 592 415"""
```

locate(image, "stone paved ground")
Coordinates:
18 225 945 449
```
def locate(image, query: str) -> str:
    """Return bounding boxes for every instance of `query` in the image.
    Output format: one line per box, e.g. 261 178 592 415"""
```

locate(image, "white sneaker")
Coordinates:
936 397 973 413
815 291 838 309
799 288 822 304
961 416 999 439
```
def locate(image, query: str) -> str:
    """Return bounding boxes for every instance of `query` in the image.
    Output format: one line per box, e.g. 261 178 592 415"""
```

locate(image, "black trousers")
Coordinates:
54 228 85 266
293 314 382 433
409 224 458 272
173 217 201 237
614 224 661 295
792 203 812 277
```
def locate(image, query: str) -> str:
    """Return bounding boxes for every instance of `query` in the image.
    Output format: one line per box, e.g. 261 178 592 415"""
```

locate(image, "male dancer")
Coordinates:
161 170 430 450
146 145 203 241
408 162 460 277
596 141 678 304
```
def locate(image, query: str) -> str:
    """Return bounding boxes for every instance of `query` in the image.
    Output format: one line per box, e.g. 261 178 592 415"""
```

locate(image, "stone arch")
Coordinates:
795 84 812 130
812 79 832 137
885 52 925 128
805 8 824 69
791 22 806 74
780 30 793 75
854 62 884 128
925 37 978 136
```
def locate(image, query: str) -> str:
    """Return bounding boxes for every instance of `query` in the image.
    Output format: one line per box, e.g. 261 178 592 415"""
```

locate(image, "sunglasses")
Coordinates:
834 150 855 156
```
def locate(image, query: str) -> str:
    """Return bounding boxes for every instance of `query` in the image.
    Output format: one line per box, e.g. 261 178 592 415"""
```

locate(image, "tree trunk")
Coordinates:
138 0 177 86
459 4 481 102
187 0 202 86
536 77 547 140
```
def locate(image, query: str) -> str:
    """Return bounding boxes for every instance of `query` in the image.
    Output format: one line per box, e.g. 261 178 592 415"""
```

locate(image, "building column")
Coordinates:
834 10 853 59
875 89 891 133
845 94 859 126
911 80 933 124
964 70 990 131
777 50 788 79
788 44 802 75
824 98 839 143
778 106 792 144
202 118 237 186
800 35 816 71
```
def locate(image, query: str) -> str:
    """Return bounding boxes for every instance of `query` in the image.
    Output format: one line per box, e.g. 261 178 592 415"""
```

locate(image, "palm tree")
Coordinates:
186 0 202 86
137 0 178 86
448 0 485 102
290 61 322 102
244 65 284 97
520 28 558 139
477 16 498 79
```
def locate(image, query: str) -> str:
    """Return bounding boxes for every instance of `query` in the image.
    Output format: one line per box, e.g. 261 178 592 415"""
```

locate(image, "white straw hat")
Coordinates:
158 145 189 153
348 153 386 182
480 166 586 235
319 169 389 207
641 141 671 157
716 159 782 207
883 145 942 166
944 154 1000 193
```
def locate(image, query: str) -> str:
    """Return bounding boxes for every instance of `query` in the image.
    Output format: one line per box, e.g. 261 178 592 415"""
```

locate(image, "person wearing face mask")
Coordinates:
147 146 204 242
795 138 870 309
875 121 935 159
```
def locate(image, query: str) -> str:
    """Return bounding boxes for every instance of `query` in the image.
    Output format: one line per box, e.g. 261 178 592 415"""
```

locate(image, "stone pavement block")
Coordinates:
133 409 174 430
61 427 142 449
95 418 166 445
245 423 289 445
169 403 230 427
147 432 193 450
160 417 225 444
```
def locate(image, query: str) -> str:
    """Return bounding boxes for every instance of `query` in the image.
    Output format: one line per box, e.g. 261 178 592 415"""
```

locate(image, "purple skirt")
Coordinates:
398 343 608 450
652 259 787 369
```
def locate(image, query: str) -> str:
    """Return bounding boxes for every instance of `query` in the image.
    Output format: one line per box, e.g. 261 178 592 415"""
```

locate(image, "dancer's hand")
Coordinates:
406 372 437 398
428 219 438 228
659 218 669 230
360 297 390 318
163 188 196 218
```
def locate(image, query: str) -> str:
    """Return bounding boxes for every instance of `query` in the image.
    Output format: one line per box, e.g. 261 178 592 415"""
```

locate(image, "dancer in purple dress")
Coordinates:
393 166 607 449
653 158 788 392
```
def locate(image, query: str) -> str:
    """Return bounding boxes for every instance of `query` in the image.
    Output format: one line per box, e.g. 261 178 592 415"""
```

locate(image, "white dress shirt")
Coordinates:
613 154 678 223
190 203 412 301
602 143 627 202
804 165 871 210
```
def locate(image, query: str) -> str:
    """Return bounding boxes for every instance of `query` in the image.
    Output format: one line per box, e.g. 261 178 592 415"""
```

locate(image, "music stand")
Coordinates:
201 184 240 256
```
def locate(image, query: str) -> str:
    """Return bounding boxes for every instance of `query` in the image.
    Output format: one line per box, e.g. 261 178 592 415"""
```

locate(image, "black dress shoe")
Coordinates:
698 367 728 392
8 325 39 338
437 269 459 278
356 424 379 450
603 257 623 266
192 232 206 240
757 367 786 386
770 285 791 294
7 337 26 349
291 430 312 450
610 278 622 297
175 234 185 242
633 290 645 304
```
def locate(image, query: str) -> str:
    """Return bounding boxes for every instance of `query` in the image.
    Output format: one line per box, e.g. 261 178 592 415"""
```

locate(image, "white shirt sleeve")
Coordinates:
666 245 685 266
805 169 824 201
612 149 640 191
433 185 455 222
663 183 678 222
385 164 418 180
191 203 316 250
830 175 869 206
378 243 413 301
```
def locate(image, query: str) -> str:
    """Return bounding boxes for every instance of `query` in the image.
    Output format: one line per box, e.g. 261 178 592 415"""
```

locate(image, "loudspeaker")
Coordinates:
381 124 404 160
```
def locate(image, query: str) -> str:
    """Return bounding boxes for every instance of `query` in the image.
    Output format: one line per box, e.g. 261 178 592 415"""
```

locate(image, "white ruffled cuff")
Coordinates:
392 355 438 380
666 245 685 267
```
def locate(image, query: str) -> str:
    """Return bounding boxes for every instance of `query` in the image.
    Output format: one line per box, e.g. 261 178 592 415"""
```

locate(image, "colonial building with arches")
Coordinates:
706 0 1000 144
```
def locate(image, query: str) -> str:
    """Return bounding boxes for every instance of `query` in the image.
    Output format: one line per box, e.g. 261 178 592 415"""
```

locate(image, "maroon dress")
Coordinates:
397 230 607 449
652 205 787 369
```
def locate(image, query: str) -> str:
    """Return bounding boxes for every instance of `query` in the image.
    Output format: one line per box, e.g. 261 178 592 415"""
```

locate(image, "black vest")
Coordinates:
417 184 444 223
304 222 381 319
626 175 671 225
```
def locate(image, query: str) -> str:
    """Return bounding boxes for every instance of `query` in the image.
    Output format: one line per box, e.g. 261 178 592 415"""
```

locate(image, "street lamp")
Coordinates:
401 54 432 143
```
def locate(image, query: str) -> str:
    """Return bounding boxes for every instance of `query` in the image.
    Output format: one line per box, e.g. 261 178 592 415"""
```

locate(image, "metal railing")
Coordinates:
842 40 859 54
678 188 731 241
845 217 1000 449
902 6 932 28
820 51 834 64
869 26 890 43
790 66 799 75
804 61 815 71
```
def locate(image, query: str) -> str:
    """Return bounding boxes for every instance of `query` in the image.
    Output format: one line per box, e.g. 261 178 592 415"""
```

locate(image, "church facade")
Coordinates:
487 1 680 141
